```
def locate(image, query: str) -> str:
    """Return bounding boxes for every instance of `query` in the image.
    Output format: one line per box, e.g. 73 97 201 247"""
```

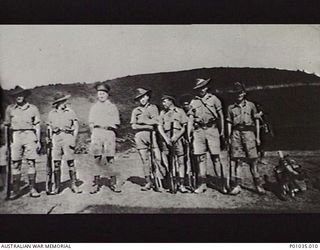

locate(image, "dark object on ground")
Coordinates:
274 151 307 199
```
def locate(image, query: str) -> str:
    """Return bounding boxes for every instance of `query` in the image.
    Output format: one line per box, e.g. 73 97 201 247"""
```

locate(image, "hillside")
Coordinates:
3 67 320 152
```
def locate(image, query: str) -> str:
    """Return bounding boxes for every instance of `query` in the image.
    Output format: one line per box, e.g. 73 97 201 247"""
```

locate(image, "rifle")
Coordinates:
184 131 197 191
168 122 177 194
46 125 54 195
225 136 233 190
5 124 12 200
149 130 163 192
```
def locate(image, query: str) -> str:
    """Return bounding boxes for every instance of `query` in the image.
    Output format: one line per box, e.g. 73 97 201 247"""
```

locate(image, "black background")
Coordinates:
0 0 320 243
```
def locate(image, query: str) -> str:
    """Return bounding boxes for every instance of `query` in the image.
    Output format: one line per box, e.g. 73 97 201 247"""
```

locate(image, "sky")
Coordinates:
0 25 320 89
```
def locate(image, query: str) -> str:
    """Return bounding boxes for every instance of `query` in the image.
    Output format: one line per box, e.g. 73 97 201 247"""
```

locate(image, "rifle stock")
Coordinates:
168 122 177 193
46 126 53 194
6 125 11 200
149 131 162 191
185 132 197 190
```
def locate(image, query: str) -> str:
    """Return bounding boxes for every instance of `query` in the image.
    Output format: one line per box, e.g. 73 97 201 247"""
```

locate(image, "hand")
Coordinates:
36 141 42 152
227 136 232 145
188 133 193 143
220 131 225 139
171 135 178 144
164 137 172 146
256 138 261 146
72 136 77 147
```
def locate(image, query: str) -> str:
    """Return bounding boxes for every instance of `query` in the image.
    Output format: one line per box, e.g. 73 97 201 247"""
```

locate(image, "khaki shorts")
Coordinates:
231 130 258 159
0 145 7 166
134 131 159 150
52 132 75 161
11 131 38 161
90 128 116 157
192 126 221 155
161 136 185 157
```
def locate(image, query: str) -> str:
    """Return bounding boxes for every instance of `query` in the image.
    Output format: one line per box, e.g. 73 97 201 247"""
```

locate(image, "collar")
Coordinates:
201 93 212 101
14 102 30 110
233 99 247 108
98 99 111 105
54 107 70 113
164 106 177 113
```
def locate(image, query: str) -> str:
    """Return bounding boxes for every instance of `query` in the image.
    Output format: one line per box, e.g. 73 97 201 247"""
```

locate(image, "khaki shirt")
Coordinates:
130 103 159 125
5 103 41 130
48 107 78 130
227 100 258 126
159 106 188 132
89 100 120 128
188 93 222 124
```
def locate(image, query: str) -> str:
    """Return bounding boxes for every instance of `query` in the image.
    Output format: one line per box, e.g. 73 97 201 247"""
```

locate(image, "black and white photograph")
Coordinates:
1 25 320 215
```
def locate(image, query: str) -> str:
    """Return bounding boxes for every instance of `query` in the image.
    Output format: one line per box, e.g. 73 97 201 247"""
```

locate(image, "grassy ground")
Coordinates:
1 149 320 214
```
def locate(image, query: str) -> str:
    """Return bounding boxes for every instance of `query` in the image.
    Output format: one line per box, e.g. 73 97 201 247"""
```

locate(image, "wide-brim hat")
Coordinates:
161 94 176 102
52 92 71 105
95 82 111 93
233 82 246 94
193 78 211 90
134 88 151 100
9 85 31 97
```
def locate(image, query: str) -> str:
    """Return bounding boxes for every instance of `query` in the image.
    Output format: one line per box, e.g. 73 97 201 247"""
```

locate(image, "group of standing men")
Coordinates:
131 78 266 195
0 77 266 200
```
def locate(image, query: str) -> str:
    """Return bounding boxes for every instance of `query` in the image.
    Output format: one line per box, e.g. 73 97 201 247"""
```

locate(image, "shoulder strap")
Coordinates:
196 97 218 120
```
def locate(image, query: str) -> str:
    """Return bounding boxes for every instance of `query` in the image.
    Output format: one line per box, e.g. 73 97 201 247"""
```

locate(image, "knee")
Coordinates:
26 159 35 167
67 160 75 168
54 160 62 171
27 159 36 174
12 160 22 175
211 155 221 164
197 154 206 163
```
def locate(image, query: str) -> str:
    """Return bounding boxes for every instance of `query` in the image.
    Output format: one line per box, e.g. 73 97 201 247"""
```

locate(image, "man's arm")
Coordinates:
171 125 186 144
256 118 260 146
73 120 79 138
218 109 225 137
158 123 171 146
33 107 41 142
130 108 153 130
252 103 260 146
226 106 233 142
157 112 171 146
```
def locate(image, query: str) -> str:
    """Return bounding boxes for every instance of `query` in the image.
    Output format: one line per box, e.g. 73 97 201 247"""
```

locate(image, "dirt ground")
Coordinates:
1 149 320 214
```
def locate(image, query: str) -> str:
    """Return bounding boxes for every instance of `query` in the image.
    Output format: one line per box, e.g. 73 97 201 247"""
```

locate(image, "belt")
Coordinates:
52 129 74 135
135 128 153 132
164 127 181 133
233 124 255 131
194 120 217 130
12 128 35 132
93 125 116 131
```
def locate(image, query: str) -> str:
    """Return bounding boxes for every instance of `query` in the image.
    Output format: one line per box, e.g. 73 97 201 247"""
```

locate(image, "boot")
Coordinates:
53 170 61 194
253 177 266 195
178 177 188 193
28 174 40 198
220 178 228 194
0 166 6 192
8 174 21 200
110 176 121 193
229 177 242 195
141 176 152 191
69 170 82 194
46 173 55 195
90 175 101 194
153 177 165 192
186 174 194 191
194 177 207 194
